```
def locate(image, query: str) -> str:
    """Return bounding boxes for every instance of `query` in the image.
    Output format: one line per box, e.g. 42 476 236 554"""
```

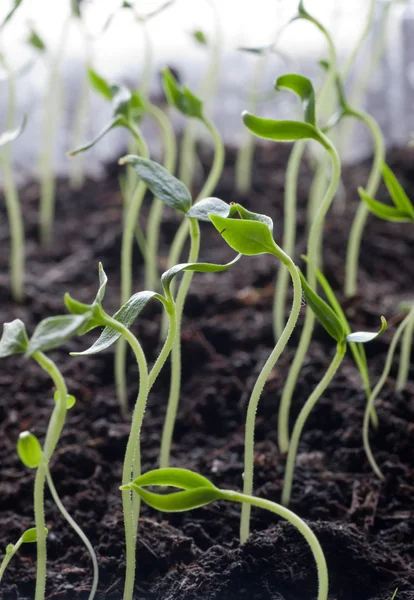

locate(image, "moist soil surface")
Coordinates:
0 144 413 600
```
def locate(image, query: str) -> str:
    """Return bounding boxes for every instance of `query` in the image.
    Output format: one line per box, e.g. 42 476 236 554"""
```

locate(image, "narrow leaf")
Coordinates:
187 197 230 221
358 187 413 222
95 263 108 304
0 320 29 357
130 467 219 491
242 112 326 146
26 314 88 355
27 27 46 52
118 156 192 213
0 0 24 30
275 74 316 126
382 164 414 217
127 485 223 512
17 432 42 469
162 68 203 119
299 270 345 343
346 317 387 343
67 116 122 156
209 215 277 256
87 67 113 100
191 30 208 45
0 114 27 147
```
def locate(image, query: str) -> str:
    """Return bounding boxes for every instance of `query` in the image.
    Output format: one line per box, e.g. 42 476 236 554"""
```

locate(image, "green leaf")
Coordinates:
70 291 161 356
192 29 208 45
209 214 277 256
238 45 271 55
70 0 81 18
0 114 27 147
111 84 131 117
17 432 42 469
231 203 274 231
128 467 219 490
161 255 241 300
162 68 204 119
0 319 29 357
242 112 327 147
275 74 316 126
95 263 108 304
6 544 14 553
0 0 24 30
299 270 345 343
54 391 76 409
346 317 387 343
26 314 88 356
67 116 123 156
22 527 48 543
87 67 113 100
358 187 414 222
382 164 414 217
27 27 46 52
118 155 192 213
187 197 231 221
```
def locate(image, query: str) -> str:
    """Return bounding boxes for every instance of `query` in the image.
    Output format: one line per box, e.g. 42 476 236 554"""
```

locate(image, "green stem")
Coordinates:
0 537 23 583
363 309 414 479
39 16 71 247
0 56 25 302
148 301 177 391
223 490 328 600
282 342 346 507
278 141 341 454
101 316 149 600
144 102 177 291
31 352 68 600
274 141 305 339
396 311 414 392
159 217 200 468
46 468 98 600
240 256 302 544
345 110 385 298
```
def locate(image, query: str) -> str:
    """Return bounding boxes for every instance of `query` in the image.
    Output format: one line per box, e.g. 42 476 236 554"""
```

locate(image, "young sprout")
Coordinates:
243 73 341 455
121 468 329 600
0 527 48 584
358 164 414 223
281 268 386 507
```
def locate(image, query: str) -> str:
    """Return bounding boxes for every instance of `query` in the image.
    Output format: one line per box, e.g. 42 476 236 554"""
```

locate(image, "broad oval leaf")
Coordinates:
118 156 192 213
0 114 27 147
67 116 122 156
130 467 219 491
21 527 48 543
209 215 277 256
187 197 230 221
275 74 316 126
0 319 29 357
17 431 42 469
71 291 161 356
242 112 327 147
299 270 345 343
26 314 89 356
382 164 414 218
87 67 113 100
358 187 414 222
127 485 223 512
346 317 387 343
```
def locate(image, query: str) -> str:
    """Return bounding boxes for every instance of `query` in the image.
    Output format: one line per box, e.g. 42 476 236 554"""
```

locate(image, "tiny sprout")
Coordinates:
54 391 76 409
0 527 49 584
123 468 329 600
17 431 42 469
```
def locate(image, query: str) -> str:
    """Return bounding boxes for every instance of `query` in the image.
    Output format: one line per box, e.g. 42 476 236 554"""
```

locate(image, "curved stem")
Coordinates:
159 218 200 468
0 537 24 583
149 301 177 391
274 140 305 339
101 316 149 600
363 309 414 479
278 142 341 454
31 352 68 600
223 490 328 600
240 257 302 544
345 110 385 298
46 468 98 600
144 102 177 291
282 343 346 507
396 311 414 392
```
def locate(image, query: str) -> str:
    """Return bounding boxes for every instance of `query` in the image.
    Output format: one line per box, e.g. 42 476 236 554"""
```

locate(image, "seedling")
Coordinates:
0 527 48 584
122 468 329 600
243 73 341 455
358 164 414 223
281 268 386 507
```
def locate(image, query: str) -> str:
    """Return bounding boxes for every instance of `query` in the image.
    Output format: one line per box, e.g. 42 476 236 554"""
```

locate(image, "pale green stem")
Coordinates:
274 140 305 339
240 256 302 544
278 141 341 454
31 352 68 600
345 111 386 298
282 342 346 507
363 309 414 479
0 538 23 583
148 301 177 391
39 16 71 247
396 311 414 392
0 55 25 302
307 154 329 231
223 490 328 600
159 218 200 468
46 468 98 600
144 103 177 291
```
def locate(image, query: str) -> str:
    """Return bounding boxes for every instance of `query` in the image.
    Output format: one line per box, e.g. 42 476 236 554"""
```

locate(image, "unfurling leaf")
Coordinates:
346 317 387 343
162 68 204 119
0 319 29 357
209 214 277 256
358 163 414 222
275 74 316 126
17 432 42 469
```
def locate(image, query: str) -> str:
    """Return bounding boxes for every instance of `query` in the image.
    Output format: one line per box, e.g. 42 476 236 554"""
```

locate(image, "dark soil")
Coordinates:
0 143 413 600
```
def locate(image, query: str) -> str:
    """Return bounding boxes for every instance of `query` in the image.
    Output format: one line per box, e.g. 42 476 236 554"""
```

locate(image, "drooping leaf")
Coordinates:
21 527 48 543
299 270 345 343
346 317 387 343
17 432 42 469
67 116 123 156
358 187 414 222
26 314 89 356
382 163 414 217
0 319 29 357
0 114 27 147
118 156 192 213
275 74 316 126
87 67 113 100
54 391 76 409
209 215 277 256
162 68 204 119
187 197 231 221
242 112 327 147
